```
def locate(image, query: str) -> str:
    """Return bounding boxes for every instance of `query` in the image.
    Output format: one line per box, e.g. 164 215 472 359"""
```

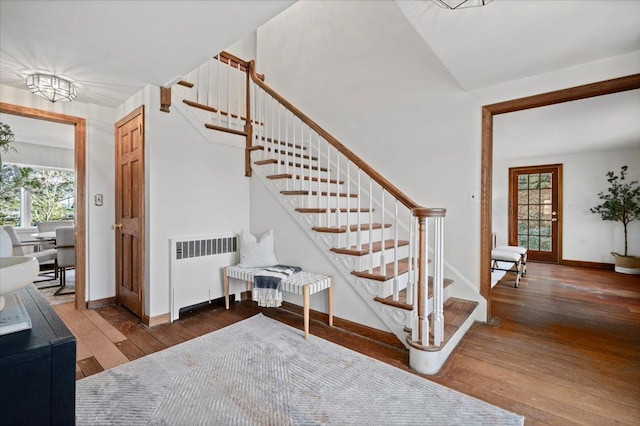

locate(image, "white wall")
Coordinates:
0 84 117 303
253 0 640 324
118 85 251 318
493 147 640 263
4 141 74 170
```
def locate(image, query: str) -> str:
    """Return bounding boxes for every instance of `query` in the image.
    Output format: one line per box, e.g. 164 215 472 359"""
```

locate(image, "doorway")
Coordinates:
509 164 562 263
0 102 87 310
479 74 640 317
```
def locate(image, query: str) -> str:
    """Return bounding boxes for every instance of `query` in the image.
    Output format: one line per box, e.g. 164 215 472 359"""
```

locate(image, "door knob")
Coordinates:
114 223 123 229
552 211 557 216
551 218 558 222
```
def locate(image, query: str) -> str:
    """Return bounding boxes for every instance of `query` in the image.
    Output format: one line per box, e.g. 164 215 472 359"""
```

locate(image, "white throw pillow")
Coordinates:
238 229 279 267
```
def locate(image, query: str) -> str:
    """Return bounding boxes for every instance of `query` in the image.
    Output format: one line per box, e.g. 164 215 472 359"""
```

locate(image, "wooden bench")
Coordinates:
223 266 333 339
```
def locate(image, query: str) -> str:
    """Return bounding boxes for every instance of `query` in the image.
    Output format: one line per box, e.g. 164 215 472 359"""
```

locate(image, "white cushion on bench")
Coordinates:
494 245 527 255
491 250 521 263
225 266 332 295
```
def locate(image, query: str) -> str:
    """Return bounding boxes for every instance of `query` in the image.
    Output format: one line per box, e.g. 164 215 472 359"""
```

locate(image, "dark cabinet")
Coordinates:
0 285 76 425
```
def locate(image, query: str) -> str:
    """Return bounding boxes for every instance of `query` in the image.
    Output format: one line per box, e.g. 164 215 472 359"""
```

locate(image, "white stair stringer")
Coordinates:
252 157 415 346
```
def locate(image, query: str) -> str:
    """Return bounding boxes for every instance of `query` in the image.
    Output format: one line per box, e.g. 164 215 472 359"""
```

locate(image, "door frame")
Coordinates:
480 74 640 318
114 105 145 319
1 102 87 310
508 164 563 263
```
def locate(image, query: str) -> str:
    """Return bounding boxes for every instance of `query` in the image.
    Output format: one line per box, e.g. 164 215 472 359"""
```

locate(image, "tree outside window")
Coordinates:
0 164 75 226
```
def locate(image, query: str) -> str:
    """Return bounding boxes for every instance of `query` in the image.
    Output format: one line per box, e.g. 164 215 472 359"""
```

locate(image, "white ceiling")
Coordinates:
394 0 640 91
0 0 294 107
0 0 638 156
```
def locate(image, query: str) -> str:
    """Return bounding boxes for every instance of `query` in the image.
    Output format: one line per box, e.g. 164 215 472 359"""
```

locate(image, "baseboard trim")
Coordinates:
143 313 170 327
86 297 116 309
561 259 615 270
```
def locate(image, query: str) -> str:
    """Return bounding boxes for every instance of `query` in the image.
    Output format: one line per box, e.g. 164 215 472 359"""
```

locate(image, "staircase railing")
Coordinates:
170 51 448 348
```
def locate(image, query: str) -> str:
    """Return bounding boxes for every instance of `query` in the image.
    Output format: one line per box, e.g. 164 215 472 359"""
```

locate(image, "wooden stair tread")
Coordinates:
267 174 343 184
265 148 318 161
254 159 277 165
331 239 408 256
373 278 455 310
261 136 306 150
296 207 373 214
177 80 194 88
254 160 328 172
184 99 262 125
408 298 478 352
312 223 391 234
280 190 358 198
204 123 246 137
351 258 410 281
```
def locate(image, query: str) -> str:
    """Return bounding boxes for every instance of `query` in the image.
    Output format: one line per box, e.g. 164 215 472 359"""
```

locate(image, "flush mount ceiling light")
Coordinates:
26 74 77 103
432 0 493 10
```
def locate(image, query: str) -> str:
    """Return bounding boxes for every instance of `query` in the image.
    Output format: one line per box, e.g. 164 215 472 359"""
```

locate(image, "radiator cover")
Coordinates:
169 234 238 321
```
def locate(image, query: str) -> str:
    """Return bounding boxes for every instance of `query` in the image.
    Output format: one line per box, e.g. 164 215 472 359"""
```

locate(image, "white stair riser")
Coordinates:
297 211 374 228
334 244 410 272
313 228 391 248
282 195 359 210
271 179 346 193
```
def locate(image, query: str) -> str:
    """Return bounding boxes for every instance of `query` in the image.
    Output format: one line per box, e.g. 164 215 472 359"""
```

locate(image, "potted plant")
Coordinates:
590 165 640 274
0 122 17 166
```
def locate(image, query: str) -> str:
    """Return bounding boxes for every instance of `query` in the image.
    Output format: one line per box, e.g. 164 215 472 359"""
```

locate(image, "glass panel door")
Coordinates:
509 164 562 263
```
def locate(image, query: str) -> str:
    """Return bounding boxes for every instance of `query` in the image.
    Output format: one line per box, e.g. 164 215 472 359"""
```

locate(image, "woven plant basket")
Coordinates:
612 253 640 274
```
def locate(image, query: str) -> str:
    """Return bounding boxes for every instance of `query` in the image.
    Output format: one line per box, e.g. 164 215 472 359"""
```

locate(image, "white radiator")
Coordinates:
169 233 238 321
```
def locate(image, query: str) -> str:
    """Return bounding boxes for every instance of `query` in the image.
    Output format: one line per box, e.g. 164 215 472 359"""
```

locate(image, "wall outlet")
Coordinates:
468 191 479 203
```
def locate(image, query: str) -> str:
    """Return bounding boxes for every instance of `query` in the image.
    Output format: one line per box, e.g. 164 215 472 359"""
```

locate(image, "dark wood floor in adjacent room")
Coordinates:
54 262 640 425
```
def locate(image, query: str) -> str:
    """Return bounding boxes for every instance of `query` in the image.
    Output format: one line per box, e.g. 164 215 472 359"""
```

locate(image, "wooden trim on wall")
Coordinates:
86 296 116 309
0 102 87 311
560 260 615 270
142 313 170 327
480 74 640 319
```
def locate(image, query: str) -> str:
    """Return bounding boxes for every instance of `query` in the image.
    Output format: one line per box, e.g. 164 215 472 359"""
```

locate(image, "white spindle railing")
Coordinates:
171 52 447 350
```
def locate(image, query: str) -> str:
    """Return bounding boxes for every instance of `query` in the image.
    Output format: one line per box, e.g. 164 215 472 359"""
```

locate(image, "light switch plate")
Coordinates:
95 194 103 206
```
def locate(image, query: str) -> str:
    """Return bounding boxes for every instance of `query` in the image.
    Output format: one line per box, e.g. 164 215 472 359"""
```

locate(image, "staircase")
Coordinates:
165 51 482 375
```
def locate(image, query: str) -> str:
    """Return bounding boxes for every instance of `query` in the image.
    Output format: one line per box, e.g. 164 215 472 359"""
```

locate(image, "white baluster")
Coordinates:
356 169 362 249
226 60 231 129
277 103 282 174
325 141 331 227
368 179 373 274
406 209 414 306
303 122 308 208
237 62 242 130
285 109 289 188
380 188 386 273
316 133 321 214
346 162 351 248
335 152 341 230
393 199 399 301
217 54 221 125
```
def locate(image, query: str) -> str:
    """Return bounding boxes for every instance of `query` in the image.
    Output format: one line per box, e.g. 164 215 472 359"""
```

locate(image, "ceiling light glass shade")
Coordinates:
432 0 493 10
26 74 77 103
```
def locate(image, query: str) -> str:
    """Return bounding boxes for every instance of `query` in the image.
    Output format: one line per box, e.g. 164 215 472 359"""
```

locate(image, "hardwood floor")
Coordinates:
54 262 640 425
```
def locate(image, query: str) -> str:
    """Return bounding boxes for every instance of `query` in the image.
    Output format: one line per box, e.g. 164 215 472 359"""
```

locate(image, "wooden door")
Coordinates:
115 106 145 317
509 164 562 263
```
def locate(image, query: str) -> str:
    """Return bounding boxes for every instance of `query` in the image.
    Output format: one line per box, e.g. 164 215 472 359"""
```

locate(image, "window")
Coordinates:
0 164 75 227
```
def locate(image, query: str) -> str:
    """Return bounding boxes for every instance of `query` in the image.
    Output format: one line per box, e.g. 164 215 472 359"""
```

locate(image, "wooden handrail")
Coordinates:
246 59 425 212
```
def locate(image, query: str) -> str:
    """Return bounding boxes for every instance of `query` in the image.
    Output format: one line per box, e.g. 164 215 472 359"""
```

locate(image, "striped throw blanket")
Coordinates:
253 265 302 308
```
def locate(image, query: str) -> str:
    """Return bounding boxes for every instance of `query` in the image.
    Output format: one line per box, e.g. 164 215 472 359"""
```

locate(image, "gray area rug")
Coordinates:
76 314 524 425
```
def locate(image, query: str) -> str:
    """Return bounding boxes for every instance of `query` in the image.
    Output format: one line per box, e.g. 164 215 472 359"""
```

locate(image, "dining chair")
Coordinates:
55 226 75 294
2 225 59 283
36 220 74 250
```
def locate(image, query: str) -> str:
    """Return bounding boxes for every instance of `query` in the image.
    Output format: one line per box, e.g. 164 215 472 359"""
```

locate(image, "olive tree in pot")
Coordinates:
590 165 640 274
